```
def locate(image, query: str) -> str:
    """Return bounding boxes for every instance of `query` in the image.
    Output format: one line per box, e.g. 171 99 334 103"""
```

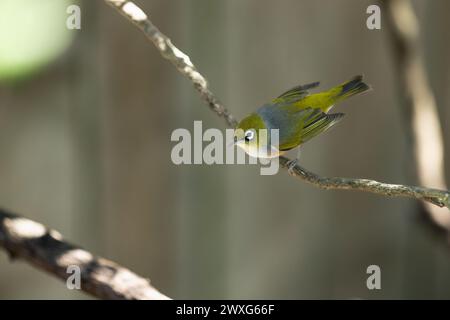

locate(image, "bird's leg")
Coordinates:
286 147 302 176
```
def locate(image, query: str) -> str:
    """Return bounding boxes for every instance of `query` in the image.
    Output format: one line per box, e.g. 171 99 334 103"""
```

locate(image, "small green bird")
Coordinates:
233 75 371 159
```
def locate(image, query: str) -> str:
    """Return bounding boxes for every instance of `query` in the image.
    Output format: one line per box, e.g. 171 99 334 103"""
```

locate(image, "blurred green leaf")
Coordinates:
0 0 75 81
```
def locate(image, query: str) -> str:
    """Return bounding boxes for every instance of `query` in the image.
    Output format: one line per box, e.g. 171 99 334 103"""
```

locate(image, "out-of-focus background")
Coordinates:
0 0 449 299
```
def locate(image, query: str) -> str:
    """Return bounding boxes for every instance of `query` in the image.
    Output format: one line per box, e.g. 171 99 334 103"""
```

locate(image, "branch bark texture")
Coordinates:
0 209 170 300
105 0 238 128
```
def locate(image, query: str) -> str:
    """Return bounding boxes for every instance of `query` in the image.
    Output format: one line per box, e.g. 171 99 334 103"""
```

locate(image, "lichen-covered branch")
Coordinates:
0 209 170 300
104 0 450 210
279 157 449 208
104 0 238 128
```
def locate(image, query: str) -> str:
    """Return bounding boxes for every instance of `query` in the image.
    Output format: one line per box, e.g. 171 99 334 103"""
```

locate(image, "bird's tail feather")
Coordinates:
334 75 371 102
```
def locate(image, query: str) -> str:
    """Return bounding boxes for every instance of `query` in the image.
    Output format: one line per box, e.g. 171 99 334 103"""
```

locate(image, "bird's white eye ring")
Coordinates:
244 129 255 142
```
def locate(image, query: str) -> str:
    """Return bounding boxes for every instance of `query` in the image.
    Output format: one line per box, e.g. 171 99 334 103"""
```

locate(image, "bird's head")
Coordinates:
233 113 270 157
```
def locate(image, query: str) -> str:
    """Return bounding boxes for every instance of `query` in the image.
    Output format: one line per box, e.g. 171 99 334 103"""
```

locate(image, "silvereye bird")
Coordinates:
233 75 370 159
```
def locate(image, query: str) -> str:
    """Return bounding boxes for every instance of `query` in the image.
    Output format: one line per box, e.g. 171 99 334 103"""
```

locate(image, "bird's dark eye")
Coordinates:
244 130 255 142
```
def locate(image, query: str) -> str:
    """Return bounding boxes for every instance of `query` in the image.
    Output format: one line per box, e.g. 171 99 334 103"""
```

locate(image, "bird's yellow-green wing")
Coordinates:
299 112 344 144
273 75 370 113
272 81 320 105
279 109 344 151
256 104 344 151
279 108 344 151
256 75 369 150
295 75 370 112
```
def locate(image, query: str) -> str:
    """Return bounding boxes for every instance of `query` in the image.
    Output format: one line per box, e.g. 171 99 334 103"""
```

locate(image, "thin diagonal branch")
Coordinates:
279 157 449 208
104 0 238 128
0 209 170 300
104 0 450 210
